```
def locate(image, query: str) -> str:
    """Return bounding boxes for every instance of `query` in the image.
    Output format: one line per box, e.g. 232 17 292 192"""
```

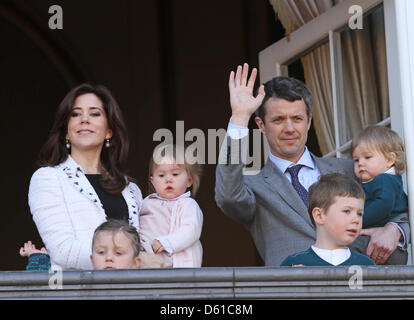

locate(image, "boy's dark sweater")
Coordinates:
280 247 375 266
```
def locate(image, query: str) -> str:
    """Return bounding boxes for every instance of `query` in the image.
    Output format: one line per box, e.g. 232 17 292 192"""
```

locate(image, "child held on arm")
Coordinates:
351 126 408 229
139 144 203 268
20 219 163 270
280 173 375 266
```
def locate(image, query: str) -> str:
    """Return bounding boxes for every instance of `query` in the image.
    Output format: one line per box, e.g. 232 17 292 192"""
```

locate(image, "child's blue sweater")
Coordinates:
26 253 51 271
362 173 408 228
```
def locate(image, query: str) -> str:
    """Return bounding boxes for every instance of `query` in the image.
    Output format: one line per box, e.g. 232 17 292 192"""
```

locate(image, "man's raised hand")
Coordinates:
229 63 265 127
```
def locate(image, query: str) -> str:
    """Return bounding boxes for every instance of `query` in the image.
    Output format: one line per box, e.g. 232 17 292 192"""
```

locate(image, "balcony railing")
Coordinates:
2 265 414 299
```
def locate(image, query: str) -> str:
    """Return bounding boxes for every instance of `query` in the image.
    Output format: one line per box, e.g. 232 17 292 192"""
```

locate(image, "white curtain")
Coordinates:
269 0 389 155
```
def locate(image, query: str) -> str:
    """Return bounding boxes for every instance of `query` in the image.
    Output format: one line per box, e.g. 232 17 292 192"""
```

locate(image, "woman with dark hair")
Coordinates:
26 83 142 270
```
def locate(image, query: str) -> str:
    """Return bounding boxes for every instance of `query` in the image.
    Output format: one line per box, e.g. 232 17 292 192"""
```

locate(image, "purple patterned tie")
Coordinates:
286 165 308 206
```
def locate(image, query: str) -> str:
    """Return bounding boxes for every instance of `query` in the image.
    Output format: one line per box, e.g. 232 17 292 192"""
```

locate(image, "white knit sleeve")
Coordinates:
28 167 93 270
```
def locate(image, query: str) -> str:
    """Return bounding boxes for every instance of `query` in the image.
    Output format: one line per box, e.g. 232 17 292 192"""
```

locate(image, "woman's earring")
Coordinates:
105 139 110 148
66 139 71 149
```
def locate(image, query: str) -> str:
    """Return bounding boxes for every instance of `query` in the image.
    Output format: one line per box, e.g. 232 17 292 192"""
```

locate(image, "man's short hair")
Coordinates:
255 76 313 122
308 173 365 225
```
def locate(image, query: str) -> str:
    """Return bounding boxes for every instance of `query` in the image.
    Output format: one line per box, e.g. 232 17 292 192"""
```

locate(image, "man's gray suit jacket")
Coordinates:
215 136 409 266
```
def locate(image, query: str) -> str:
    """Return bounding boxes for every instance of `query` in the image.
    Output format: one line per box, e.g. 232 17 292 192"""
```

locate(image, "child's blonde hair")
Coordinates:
148 144 203 196
93 220 166 269
92 219 141 257
351 126 406 175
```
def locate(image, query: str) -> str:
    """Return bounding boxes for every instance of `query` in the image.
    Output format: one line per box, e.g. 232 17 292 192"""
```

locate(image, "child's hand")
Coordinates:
138 252 165 268
19 241 48 257
151 239 165 254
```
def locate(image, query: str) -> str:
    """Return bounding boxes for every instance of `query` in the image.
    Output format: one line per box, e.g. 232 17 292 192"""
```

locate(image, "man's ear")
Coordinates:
254 116 265 134
307 113 313 130
312 207 325 226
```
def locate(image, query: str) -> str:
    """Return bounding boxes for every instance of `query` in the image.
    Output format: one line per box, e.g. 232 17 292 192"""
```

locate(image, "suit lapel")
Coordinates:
312 155 339 175
261 153 350 232
262 159 313 227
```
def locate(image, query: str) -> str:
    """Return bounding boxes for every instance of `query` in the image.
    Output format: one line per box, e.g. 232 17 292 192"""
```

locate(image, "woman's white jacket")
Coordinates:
28 156 142 270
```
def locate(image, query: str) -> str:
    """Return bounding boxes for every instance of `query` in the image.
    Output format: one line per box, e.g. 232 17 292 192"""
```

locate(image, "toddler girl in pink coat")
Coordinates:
139 144 203 268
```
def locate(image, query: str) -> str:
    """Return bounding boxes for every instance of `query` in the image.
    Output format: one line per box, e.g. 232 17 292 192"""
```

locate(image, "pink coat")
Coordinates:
139 192 203 267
